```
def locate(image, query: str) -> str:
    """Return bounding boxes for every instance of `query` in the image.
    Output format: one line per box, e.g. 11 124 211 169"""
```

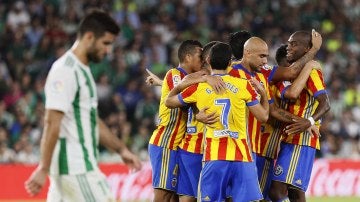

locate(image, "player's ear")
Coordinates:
185 53 191 63
206 56 210 66
244 48 250 57
83 31 95 42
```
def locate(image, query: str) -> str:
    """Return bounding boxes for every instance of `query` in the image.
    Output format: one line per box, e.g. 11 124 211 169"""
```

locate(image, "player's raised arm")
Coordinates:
270 29 322 84
145 68 163 86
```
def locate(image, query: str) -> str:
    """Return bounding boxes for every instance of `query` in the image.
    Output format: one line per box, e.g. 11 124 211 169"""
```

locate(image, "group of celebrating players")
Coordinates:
147 29 330 202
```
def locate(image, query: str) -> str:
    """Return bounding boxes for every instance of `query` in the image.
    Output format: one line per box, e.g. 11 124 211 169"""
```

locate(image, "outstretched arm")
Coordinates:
145 68 163 86
271 29 322 84
98 118 142 171
270 103 302 123
165 74 208 108
271 102 321 136
165 73 225 108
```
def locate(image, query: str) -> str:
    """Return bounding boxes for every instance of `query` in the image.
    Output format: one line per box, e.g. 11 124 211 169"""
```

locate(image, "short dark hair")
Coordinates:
292 30 312 49
78 10 120 38
209 42 232 70
178 40 202 62
229 30 252 60
201 41 219 62
275 44 288 66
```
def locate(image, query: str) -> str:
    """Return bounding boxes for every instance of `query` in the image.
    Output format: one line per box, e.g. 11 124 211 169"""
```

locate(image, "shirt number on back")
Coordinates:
215 98 230 129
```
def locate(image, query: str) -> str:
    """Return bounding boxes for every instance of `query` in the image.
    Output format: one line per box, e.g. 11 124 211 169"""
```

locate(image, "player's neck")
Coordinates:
240 60 254 73
178 63 192 74
211 69 226 75
71 40 89 66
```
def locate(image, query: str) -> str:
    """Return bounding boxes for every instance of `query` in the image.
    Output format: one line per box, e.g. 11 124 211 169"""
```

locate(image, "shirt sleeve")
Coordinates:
278 81 292 100
244 80 260 106
267 65 278 83
257 71 273 104
306 69 327 98
264 77 274 104
165 69 182 91
45 64 77 112
178 84 199 106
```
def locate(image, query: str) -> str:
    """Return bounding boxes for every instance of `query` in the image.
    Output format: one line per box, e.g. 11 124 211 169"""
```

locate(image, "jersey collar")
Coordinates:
176 66 188 76
232 63 255 77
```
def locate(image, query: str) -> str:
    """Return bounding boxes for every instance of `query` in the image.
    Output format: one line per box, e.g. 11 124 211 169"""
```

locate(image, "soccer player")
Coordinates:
176 41 222 202
228 30 322 201
146 41 220 202
229 30 252 61
24 10 142 201
148 39 203 202
165 42 269 202
269 31 330 202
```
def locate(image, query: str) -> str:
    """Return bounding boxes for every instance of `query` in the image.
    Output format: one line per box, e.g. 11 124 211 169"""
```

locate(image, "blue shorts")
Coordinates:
148 144 178 192
256 154 274 200
177 149 203 197
199 160 263 202
272 142 316 191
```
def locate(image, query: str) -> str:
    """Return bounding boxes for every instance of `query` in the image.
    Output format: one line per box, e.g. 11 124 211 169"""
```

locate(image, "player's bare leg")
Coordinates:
179 195 196 202
269 181 289 202
288 188 306 202
153 189 177 202
170 192 179 202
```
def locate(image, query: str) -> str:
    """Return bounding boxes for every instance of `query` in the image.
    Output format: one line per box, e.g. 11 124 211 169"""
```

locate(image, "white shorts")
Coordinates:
47 170 115 202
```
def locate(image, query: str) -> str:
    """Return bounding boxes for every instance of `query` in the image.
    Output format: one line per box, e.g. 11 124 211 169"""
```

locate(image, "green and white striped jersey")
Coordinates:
45 51 99 175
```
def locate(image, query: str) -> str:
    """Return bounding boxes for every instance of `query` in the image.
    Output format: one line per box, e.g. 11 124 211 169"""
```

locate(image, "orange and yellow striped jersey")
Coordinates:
278 68 327 149
178 74 259 162
228 62 273 154
149 67 188 150
178 107 204 154
256 66 284 159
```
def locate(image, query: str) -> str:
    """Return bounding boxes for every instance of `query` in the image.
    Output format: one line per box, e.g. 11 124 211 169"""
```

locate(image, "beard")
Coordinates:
249 63 261 73
87 50 102 63
286 55 295 63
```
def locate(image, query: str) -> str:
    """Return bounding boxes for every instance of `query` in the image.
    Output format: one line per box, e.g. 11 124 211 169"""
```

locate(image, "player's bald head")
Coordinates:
290 31 312 49
243 37 268 54
242 37 269 72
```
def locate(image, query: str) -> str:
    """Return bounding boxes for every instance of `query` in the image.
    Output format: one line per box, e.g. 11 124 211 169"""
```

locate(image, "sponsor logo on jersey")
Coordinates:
186 126 197 134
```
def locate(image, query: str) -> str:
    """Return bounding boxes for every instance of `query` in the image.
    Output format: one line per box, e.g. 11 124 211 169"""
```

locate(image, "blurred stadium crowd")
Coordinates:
0 0 359 164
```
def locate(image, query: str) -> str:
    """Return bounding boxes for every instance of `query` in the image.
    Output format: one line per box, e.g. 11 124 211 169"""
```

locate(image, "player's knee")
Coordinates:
269 181 287 201
179 195 196 202
153 189 175 202
268 187 279 201
288 188 305 202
